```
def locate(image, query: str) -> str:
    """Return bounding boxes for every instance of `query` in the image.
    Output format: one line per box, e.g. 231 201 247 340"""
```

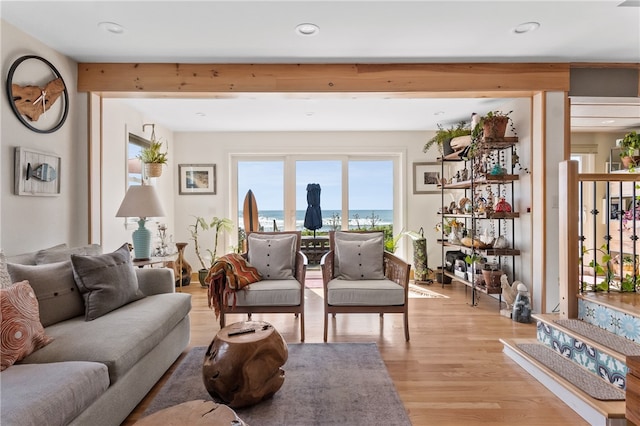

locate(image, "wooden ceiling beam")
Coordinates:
77 63 570 94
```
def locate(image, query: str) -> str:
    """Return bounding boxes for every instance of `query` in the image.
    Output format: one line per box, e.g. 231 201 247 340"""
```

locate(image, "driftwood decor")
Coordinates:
11 78 65 122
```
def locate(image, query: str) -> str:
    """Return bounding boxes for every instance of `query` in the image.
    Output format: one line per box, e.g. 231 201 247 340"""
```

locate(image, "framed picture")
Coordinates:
179 164 216 195
14 147 61 196
606 162 621 173
413 162 442 194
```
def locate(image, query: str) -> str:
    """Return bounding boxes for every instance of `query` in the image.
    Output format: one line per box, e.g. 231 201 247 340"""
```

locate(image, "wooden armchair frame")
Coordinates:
219 231 307 341
320 231 411 342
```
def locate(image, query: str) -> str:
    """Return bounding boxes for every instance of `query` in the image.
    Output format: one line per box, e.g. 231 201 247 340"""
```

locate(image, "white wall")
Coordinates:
100 100 175 253
1 20 88 254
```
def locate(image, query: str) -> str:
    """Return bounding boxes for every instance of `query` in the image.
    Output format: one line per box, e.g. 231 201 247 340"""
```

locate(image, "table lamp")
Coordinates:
115 184 166 260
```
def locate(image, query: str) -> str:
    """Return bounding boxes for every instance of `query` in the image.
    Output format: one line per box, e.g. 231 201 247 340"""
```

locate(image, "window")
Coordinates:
236 157 396 235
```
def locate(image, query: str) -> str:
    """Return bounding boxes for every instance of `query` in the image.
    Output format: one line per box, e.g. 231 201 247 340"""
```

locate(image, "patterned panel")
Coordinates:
579 299 640 344
536 321 627 389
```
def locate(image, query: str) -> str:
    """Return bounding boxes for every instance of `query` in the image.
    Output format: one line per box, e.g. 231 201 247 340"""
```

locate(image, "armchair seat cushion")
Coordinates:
327 278 405 306
229 279 301 307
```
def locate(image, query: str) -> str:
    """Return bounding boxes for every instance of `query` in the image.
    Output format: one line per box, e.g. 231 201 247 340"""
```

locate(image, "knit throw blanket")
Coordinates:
205 253 262 319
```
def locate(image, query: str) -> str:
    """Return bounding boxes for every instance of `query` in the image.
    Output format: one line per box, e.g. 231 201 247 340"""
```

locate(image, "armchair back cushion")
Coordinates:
247 233 297 280
334 231 385 280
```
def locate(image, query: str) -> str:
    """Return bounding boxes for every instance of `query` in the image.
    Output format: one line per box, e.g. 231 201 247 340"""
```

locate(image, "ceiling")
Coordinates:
2 1 640 132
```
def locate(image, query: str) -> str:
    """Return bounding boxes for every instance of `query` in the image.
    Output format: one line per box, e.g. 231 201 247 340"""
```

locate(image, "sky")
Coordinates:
238 160 393 211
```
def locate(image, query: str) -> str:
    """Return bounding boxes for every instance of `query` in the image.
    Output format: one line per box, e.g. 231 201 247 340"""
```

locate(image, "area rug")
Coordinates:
308 284 447 299
408 283 449 299
144 343 411 425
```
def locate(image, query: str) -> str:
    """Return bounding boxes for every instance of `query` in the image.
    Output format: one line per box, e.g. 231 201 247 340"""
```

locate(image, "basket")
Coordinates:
482 269 503 289
144 162 163 178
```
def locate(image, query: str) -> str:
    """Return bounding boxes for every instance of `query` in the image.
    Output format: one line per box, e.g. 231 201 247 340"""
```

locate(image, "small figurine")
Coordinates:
490 164 504 175
495 197 512 213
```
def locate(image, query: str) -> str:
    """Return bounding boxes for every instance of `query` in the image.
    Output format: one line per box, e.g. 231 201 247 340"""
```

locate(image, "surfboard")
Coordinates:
243 189 259 232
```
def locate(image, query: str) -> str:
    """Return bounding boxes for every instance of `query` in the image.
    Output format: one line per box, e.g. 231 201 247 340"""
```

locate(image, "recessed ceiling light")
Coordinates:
434 111 445 116
196 112 206 117
296 23 319 36
602 119 616 124
305 112 315 117
513 21 540 34
98 21 125 34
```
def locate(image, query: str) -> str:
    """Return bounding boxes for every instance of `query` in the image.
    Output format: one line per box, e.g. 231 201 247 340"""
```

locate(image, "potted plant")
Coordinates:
189 216 234 286
138 139 168 177
479 110 512 140
465 253 485 284
423 121 471 155
619 130 640 169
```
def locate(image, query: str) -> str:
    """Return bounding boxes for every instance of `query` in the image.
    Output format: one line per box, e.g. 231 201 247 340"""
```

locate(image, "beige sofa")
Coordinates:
1 244 191 426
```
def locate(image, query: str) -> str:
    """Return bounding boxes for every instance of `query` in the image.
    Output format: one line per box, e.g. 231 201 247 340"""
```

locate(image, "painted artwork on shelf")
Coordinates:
14 147 61 196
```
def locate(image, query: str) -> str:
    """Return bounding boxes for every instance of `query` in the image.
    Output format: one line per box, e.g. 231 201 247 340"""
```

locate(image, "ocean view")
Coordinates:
238 209 393 232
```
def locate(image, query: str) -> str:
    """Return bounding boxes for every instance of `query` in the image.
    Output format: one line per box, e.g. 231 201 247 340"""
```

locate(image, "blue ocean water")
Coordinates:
238 209 393 232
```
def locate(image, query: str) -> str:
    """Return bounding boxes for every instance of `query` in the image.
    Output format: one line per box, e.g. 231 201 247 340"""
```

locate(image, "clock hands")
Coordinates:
33 90 47 118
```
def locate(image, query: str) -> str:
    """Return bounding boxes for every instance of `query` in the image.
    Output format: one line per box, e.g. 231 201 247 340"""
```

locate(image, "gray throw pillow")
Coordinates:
247 234 297 280
335 232 385 280
0 251 11 289
6 261 85 327
36 244 102 265
71 243 144 321
333 231 385 277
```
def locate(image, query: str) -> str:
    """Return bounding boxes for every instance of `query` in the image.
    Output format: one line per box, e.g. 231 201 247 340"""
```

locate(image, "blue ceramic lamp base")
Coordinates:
132 218 152 261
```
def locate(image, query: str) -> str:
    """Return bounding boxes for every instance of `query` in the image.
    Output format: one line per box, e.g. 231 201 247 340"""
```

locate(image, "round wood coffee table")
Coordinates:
136 400 245 425
203 320 287 408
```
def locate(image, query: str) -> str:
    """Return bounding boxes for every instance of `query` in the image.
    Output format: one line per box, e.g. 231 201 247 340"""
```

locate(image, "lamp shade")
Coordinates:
115 185 166 260
116 185 166 219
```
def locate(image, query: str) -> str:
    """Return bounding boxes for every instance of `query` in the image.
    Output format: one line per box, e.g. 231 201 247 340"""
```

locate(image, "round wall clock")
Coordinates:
6 55 69 133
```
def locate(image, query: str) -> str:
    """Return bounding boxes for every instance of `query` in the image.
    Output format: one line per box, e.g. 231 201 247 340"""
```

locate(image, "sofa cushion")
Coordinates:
6 243 67 265
229 279 301 307
1 281 53 371
71 243 144 321
327 278 405 306
0 251 11 289
36 244 102 265
334 232 385 280
0 361 109 426
21 292 191 384
247 234 296 280
6 261 84 327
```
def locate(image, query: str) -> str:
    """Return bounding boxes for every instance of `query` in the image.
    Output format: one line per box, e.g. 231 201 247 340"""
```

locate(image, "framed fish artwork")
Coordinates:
14 147 61 196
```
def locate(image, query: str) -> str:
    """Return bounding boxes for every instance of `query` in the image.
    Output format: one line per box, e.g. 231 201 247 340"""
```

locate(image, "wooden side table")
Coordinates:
203 321 287 408
136 400 246 426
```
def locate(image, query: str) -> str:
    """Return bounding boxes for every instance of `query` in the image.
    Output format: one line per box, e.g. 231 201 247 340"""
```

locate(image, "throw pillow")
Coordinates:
1 280 53 370
35 244 102 265
333 231 385 278
0 251 12 289
247 233 297 280
335 232 385 280
7 261 84 327
71 243 144 321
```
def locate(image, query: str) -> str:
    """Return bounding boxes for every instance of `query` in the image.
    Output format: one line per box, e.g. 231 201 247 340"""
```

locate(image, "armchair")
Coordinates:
320 231 411 342
218 231 307 341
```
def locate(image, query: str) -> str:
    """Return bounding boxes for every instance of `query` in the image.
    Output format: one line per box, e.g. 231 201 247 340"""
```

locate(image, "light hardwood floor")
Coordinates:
124 272 588 425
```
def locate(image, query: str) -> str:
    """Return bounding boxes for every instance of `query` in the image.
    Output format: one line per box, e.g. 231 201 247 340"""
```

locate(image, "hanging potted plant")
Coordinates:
189 216 234 287
138 139 168 178
619 130 640 169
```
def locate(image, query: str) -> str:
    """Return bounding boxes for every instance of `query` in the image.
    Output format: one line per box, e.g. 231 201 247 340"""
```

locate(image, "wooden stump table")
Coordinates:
203 320 288 408
135 400 246 426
